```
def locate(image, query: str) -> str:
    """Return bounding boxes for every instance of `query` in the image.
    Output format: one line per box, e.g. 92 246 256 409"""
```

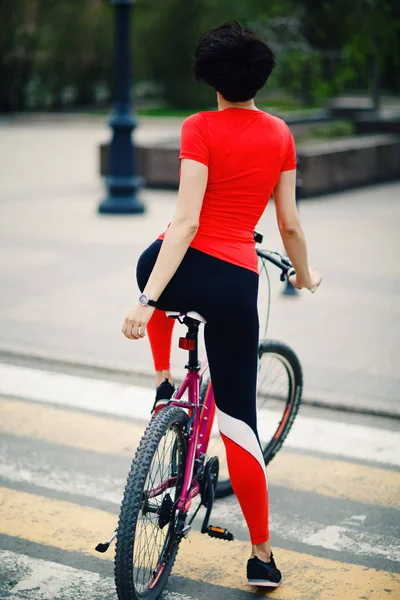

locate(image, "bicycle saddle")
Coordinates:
166 311 207 324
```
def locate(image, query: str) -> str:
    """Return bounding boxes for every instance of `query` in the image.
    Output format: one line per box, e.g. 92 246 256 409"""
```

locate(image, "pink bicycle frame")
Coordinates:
168 351 216 512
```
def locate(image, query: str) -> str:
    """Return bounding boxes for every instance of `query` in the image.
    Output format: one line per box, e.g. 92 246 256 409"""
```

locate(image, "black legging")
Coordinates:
137 240 270 544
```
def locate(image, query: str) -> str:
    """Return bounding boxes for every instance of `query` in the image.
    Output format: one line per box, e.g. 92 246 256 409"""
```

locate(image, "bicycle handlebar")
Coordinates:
254 230 321 293
254 230 295 282
257 248 295 281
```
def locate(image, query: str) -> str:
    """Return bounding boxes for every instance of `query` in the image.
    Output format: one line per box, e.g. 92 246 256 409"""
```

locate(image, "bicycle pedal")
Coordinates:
95 530 117 553
95 542 110 553
206 525 234 541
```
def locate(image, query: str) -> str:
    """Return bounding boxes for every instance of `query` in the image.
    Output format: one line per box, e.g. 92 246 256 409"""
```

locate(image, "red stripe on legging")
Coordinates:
147 309 175 371
220 432 269 545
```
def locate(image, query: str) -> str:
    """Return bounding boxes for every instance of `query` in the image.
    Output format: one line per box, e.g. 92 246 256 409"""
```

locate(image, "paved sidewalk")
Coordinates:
0 117 399 416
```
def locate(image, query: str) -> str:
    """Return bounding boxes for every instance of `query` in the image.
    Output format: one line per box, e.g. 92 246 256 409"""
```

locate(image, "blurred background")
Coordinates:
1 0 399 114
0 3 400 600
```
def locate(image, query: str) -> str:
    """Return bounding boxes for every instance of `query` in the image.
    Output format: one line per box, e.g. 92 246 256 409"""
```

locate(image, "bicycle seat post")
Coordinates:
179 317 201 371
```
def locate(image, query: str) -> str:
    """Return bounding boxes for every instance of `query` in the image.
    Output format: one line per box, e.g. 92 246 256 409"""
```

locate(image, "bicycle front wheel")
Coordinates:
205 340 303 498
115 407 188 600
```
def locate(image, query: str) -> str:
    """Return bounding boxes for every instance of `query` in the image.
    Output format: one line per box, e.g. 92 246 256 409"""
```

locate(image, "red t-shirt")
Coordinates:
159 108 296 273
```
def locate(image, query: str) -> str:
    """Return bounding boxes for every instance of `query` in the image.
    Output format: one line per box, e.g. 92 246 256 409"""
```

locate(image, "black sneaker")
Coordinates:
247 554 282 588
151 379 175 416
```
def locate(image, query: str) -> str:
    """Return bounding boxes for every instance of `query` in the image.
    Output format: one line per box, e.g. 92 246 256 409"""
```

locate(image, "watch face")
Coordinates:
139 293 149 306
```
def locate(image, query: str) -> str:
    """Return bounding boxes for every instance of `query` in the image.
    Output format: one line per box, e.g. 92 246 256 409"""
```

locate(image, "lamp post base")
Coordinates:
98 196 145 214
99 175 145 214
282 281 299 297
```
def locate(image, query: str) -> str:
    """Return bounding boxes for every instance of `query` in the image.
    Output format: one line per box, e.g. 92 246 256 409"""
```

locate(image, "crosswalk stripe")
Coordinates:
0 362 155 421
0 549 115 600
0 487 399 599
0 397 143 457
1 397 399 509
2 434 397 563
0 550 192 600
269 453 400 510
1 362 400 465
211 501 400 563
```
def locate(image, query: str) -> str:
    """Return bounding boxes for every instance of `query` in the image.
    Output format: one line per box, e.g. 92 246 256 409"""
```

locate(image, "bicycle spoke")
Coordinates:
131 423 183 594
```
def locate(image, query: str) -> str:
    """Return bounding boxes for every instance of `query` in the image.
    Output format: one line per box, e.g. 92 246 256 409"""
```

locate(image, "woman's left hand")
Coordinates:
122 304 155 340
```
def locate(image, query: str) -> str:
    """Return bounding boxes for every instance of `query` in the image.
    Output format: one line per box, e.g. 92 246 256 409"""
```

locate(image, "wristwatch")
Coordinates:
139 293 157 308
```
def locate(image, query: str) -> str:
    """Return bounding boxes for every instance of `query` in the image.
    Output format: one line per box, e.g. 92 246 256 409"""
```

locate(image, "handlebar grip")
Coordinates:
287 267 296 278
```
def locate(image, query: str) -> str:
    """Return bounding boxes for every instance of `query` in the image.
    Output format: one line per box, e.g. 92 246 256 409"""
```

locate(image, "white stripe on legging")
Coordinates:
216 407 267 484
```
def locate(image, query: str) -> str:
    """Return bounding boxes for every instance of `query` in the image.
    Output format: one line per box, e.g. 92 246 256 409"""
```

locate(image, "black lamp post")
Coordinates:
99 0 144 214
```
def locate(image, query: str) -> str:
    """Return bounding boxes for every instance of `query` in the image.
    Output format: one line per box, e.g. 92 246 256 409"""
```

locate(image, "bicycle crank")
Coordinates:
200 456 234 541
95 529 117 553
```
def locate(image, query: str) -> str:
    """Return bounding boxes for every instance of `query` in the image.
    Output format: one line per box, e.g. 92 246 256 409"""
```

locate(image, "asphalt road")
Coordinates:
0 362 399 600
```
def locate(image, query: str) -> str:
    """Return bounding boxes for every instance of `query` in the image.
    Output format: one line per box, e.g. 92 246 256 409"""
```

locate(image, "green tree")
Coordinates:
0 0 113 111
1 0 398 112
0 0 37 111
136 0 300 109
34 0 113 107
299 0 400 106
136 0 211 109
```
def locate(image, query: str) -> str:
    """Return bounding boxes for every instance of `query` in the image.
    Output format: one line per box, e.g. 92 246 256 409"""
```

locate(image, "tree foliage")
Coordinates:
0 0 399 112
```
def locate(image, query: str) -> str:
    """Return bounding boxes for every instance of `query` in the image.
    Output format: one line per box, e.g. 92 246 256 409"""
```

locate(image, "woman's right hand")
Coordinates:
289 267 322 293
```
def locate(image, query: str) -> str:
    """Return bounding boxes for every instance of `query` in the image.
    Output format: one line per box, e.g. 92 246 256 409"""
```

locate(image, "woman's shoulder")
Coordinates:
182 111 208 125
180 112 209 134
259 110 291 131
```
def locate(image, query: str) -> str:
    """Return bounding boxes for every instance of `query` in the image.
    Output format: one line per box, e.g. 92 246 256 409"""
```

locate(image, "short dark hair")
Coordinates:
194 21 276 102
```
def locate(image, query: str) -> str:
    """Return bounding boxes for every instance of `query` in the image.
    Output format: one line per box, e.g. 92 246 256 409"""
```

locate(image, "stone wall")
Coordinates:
100 133 400 197
297 134 400 197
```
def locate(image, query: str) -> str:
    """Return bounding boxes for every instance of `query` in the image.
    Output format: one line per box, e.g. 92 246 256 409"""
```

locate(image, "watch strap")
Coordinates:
139 293 157 308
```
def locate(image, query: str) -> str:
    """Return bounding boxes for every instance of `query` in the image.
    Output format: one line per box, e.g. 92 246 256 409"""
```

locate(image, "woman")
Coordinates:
122 21 321 587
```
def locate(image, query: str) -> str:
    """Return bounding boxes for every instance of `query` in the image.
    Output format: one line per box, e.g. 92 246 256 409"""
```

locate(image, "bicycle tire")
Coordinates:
203 340 303 499
115 407 188 600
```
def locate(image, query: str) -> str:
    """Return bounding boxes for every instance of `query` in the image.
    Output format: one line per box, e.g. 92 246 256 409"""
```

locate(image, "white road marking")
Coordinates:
0 456 124 505
0 549 193 600
1 362 400 466
0 362 155 420
301 524 400 562
0 445 398 563
211 503 400 563
0 549 114 600
277 412 400 467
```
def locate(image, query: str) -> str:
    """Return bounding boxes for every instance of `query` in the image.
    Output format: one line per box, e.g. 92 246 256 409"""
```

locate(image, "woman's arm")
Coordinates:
122 159 208 340
143 159 208 300
273 170 320 290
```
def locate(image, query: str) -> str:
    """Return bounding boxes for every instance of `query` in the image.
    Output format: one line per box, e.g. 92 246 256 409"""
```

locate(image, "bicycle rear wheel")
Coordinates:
204 340 303 498
115 407 188 600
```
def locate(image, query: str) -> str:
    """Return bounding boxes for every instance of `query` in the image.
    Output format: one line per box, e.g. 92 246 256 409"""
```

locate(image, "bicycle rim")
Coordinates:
256 340 302 460
115 408 188 600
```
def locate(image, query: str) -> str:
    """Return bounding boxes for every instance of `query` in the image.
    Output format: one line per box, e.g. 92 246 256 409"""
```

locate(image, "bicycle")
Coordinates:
95 234 303 600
